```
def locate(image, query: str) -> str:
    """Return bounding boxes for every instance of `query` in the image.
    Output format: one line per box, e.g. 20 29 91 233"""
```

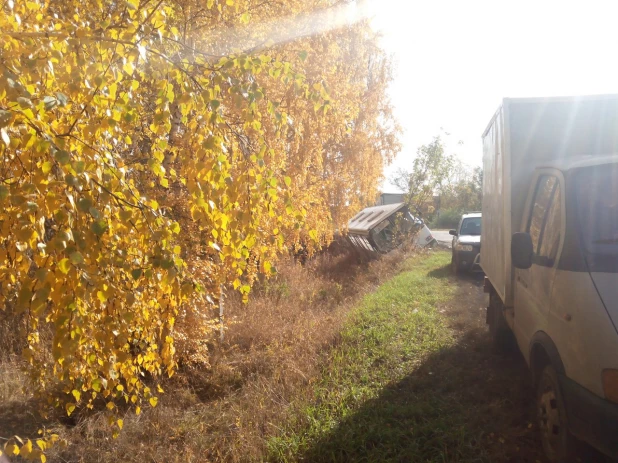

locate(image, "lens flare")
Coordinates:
208 1 374 56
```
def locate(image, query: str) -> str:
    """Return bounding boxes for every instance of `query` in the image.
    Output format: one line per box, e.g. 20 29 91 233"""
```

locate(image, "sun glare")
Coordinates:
212 1 374 56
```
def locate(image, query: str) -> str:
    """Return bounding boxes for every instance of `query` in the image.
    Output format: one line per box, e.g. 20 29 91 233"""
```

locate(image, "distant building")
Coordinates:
376 192 405 206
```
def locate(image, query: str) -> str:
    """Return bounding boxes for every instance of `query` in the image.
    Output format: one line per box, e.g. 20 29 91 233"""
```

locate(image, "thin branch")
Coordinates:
141 46 206 90
161 35 224 59
138 0 165 30
90 178 142 210
67 134 146 207
59 41 119 137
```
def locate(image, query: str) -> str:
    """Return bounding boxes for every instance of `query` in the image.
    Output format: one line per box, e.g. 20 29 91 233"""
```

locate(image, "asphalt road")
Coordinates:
431 229 453 248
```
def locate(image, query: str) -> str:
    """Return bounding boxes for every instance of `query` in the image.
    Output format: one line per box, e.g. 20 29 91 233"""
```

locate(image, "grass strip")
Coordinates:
267 251 457 462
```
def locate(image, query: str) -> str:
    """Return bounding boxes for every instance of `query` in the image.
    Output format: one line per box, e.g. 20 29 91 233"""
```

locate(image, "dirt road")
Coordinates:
432 229 453 248
448 271 613 463
431 271 548 462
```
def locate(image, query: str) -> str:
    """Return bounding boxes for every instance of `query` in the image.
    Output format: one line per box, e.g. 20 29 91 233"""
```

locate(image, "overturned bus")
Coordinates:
347 202 435 255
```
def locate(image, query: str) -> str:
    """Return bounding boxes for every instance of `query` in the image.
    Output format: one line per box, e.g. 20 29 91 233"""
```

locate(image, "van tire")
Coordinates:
537 365 577 462
451 254 459 276
487 292 516 353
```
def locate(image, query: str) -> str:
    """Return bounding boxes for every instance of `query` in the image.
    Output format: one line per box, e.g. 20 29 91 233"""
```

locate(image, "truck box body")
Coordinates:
347 203 435 254
481 95 618 306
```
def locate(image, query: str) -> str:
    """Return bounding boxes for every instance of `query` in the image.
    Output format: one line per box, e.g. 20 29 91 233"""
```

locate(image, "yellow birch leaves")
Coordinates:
0 0 398 457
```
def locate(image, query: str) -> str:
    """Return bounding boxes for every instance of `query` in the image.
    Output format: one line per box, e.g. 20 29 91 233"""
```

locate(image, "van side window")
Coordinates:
538 183 562 264
527 175 561 266
528 176 556 251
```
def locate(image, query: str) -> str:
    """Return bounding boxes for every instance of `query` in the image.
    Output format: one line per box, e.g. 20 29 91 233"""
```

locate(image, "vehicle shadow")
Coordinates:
298 330 544 462
428 265 485 286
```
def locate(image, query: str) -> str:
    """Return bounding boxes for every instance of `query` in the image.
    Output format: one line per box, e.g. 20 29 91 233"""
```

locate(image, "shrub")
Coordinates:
431 208 463 229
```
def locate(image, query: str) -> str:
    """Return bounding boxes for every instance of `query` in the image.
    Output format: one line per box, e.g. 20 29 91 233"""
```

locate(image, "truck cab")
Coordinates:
507 156 618 461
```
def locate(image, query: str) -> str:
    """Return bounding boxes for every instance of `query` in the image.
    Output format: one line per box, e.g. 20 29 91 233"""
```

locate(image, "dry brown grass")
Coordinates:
0 311 26 362
0 245 417 463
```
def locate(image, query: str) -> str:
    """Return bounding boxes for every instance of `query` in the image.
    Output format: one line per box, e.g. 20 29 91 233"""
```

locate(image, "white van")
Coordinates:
481 95 618 462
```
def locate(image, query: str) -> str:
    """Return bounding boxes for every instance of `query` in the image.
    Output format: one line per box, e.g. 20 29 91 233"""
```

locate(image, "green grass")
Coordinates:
267 251 458 462
266 250 547 463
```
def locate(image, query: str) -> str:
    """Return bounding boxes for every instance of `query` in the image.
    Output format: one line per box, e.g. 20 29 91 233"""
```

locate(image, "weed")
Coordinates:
0 247 418 462
266 252 456 461
267 254 548 463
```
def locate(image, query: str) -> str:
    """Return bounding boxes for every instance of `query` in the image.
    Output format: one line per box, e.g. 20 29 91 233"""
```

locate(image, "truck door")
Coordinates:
514 174 563 355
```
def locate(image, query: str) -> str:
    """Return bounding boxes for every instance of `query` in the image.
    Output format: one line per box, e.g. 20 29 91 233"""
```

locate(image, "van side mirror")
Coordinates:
511 232 534 269
448 229 457 236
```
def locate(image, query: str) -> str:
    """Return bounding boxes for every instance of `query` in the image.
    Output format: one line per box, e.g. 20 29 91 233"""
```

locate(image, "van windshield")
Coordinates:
576 164 618 253
460 217 481 236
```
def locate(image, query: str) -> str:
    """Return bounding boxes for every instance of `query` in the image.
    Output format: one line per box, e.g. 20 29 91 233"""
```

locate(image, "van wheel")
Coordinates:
537 365 577 462
487 292 515 353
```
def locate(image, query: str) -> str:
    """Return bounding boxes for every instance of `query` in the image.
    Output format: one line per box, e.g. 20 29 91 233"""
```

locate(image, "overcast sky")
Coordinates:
367 0 618 191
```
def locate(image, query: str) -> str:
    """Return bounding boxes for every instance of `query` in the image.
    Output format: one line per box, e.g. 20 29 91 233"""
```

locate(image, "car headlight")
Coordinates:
455 243 474 252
